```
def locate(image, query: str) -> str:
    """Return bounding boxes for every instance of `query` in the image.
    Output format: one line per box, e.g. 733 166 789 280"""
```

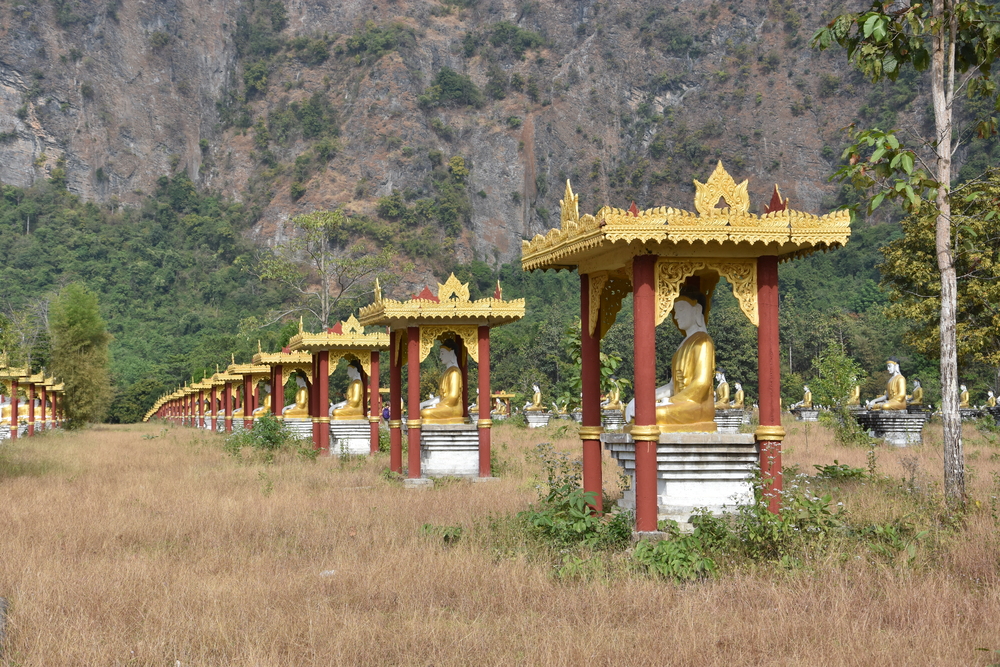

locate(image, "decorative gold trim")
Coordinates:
587 272 607 337
694 161 750 216
630 425 661 441
407 418 422 429
313 417 331 423
755 425 786 442
578 425 604 440
654 258 758 327
368 416 380 423
388 420 403 429
476 419 493 428
419 325 480 363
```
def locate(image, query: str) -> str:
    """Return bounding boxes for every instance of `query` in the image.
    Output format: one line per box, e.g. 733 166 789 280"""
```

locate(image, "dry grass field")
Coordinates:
1 418 999 666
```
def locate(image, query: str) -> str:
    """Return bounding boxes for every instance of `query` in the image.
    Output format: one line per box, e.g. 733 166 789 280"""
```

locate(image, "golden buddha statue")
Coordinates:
283 376 311 418
731 382 745 409
602 379 624 411
714 370 730 409
908 380 923 406
846 377 861 406
494 397 508 416
469 389 479 414
868 359 906 411
985 390 996 408
421 340 465 424
251 385 272 417
791 386 812 410
959 384 971 408
525 384 546 412
655 297 717 432
333 364 365 420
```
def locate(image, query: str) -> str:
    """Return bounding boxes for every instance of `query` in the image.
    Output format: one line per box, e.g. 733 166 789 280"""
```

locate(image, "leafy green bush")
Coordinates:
418 67 484 109
223 413 295 462
345 21 414 64
633 524 717 582
814 460 867 480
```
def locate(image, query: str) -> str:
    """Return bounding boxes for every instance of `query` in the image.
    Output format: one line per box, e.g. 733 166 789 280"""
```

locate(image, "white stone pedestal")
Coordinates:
854 410 925 447
960 408 982 421
714 409 745 434
571 411 583 424
283 417 313 440
525 412 551 428
604 432 757 524
420 424 479 477
329 419 370 456
0 425 8 441
602 409 626 432
792 408 820 422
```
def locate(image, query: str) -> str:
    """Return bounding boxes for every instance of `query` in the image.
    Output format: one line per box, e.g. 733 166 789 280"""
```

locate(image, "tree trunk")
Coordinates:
932 0 965 507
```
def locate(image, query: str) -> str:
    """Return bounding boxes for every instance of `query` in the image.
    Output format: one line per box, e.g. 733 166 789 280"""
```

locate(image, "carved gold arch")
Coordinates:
586 269 632 340
654 258 758 327
281 364 314 388
419 325 480 363
327 351 372 379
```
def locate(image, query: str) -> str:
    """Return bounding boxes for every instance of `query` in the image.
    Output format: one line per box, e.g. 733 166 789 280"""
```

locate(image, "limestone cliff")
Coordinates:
1 0 917 270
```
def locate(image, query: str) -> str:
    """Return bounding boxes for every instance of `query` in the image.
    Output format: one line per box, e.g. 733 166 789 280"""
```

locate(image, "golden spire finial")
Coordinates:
374 277 382 302
216 364 220 374
298 316 304 333
231 353 235 364
560 180 580 227
258 340 262 353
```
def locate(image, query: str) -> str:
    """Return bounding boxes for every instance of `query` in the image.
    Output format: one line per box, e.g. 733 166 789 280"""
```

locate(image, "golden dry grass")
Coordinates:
0 418 998 666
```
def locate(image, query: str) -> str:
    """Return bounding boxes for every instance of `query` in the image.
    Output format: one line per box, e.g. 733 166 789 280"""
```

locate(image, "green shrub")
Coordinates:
223 413 295 462
418 67 484 109
345 21 414 64
633 525 717 582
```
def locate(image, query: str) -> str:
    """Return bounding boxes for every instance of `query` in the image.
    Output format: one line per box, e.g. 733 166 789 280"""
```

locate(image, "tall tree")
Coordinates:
814 0 1000 506
49 283 113 427
242 210 400 328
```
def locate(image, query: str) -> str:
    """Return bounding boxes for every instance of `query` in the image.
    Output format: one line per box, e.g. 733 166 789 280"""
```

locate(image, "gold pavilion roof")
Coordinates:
358 274 525 329
287 315 389 353
521 162 851 272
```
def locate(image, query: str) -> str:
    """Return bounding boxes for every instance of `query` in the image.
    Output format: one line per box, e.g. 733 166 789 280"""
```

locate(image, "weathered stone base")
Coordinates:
525 412 551 428
714 409 745 434
571 411 583 424
602 409 626 432
403 478 434 489
604 432 757 524
986 406 1000 425
792 408 820 422
960 408 982 421
420 424 479 477
0 425 8 441
329 420 370 456
854 409 925 447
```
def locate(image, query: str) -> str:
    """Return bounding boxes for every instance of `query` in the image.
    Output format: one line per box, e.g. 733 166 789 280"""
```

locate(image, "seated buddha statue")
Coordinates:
655 297 717 432
714 370 731 409
847 377 861 406
985 390 996 408
908 380 923 406
468 389 479 414
283 376 310 418
731 382 745 409
868 359 907 411
494 397 508 416
959 384 971 408
602 379 623 411
525 384 545 412
251 384 272 417
233 390 245 418
421 341 464 424
333 364 365 420
791 386 812 410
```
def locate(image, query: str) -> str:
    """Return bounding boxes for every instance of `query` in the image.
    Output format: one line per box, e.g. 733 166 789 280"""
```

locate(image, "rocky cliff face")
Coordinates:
1 0 894 272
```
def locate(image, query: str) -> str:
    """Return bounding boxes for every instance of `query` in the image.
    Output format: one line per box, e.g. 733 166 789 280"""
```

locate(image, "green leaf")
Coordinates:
900 152 914 174
863 14 880 38
870 192 885 211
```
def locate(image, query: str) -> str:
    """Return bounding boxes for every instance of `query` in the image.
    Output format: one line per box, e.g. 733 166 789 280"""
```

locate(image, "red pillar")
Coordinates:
40 386 47 431
632 255 660 532
389 331 403 473
223 382 233 433
311 354 320 449
460 340 469 418
316 351 330 453
757 256 784 514
10 379 19 439
270 364 283 417
369 350 381 454
242 377 253 430
198 389 205 429
210 385 218 432
52 391 58 428
27 382 35 436
477 325 493 477
407 326 421 478
580 273 604 511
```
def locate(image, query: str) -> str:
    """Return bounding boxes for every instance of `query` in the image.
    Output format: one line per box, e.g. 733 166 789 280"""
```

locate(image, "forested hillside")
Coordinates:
3 0 1000 418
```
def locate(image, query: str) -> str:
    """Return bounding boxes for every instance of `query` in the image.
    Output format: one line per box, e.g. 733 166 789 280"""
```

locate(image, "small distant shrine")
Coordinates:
287 315 390 454
521 162 850 532
206 366 242 433
0 359 29 439
358 274 525 481
225 358 271 430
250 346 315 438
